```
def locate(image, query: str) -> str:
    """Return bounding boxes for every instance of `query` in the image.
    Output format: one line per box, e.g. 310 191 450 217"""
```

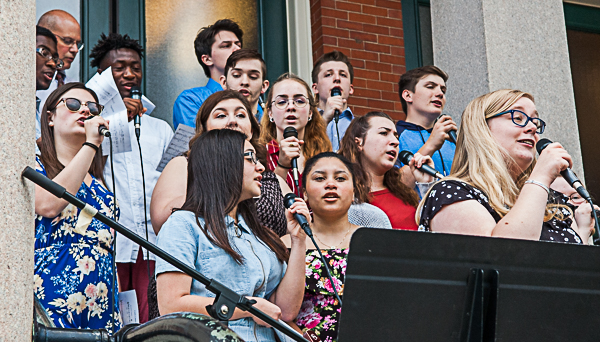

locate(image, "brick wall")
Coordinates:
310 0 406 120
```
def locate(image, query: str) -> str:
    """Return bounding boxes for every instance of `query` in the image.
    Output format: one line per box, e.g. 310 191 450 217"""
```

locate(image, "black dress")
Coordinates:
418 180 582 244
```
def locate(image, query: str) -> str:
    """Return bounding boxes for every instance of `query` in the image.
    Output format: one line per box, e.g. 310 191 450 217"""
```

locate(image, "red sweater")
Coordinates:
370 189 418 230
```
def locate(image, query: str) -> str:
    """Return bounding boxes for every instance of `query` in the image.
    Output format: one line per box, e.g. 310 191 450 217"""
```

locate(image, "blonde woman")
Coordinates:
417 89 596 243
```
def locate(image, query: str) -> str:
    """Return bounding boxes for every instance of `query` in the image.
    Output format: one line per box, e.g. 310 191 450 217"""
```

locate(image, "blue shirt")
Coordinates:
395 120 456 176
155 210 287 342
321 107 354 152
172 78 223 129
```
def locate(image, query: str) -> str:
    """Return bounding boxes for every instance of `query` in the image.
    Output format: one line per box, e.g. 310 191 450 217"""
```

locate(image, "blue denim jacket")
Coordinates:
155 210 287 342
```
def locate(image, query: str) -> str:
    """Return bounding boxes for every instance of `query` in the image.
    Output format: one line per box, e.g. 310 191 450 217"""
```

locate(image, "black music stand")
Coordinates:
338 228 600 342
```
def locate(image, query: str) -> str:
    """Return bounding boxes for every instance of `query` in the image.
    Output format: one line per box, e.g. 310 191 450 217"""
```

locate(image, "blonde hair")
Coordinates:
417 89 535 221
259 73 331 160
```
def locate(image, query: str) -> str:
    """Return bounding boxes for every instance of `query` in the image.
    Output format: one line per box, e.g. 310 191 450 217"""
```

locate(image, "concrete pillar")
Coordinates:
0 1 36 340
431 0 584 176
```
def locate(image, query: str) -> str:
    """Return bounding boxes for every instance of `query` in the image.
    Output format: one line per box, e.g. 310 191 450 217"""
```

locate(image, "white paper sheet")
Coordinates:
85 67 132 155
118 290 140 325
156 124 196 172
142 95 155 115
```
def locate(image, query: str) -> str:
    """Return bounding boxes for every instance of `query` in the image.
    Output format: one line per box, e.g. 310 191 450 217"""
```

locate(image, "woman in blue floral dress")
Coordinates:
282 152 374 342
34 82 121 331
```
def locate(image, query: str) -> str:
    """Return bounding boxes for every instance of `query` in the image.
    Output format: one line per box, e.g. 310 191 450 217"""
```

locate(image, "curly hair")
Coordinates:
89 33 144 68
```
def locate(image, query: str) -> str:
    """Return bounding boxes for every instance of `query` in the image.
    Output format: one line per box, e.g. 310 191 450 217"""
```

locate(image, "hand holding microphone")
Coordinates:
432 114 458 145
535 138 588 200
84 115 110 144
399 150 443 179
330 88 342 123
282 127 302 192
283 193 312 238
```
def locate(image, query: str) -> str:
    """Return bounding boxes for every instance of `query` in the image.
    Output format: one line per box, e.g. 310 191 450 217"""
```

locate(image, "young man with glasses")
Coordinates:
36 25 61 143
396 65 457 185
37 10 82 109
173 19 243 130
220 49 269 121
90 33 174 324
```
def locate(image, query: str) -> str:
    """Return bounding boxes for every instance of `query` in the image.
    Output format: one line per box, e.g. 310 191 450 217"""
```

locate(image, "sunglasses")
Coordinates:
57 98 104 116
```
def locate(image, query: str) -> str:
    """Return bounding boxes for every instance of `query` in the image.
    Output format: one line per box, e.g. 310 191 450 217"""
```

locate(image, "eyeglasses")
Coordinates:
55 34 84 51
567 192 586 205
36 47 64 69
487 109 546 134
244 151 259 165
272 96 309 110
58 98 104 116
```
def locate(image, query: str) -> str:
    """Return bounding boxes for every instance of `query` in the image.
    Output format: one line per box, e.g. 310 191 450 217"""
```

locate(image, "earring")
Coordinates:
269 117 274 122
48 121 54 127
308 116 312 121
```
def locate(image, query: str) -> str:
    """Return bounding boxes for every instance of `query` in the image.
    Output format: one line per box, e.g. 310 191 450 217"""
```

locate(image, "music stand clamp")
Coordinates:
460 269 499 342
22 166 308 342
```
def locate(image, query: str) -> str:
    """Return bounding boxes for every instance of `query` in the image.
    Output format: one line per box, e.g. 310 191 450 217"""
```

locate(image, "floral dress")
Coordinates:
296 249 347 342
33 156 122 331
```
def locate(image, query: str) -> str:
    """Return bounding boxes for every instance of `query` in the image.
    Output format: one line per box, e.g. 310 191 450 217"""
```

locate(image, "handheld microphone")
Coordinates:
131 86 142 139
283 193 312 237
330 88 342 123
435 114 457 144
536 138 591 201
99 125 110 137
283 126 300 193
398 150 444 179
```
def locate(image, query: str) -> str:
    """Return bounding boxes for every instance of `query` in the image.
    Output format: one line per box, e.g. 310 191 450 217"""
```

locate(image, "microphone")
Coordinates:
330 88 342 123
99 125 110 137
283 193 312 237
536 138 591 201
131 86 142 139
435 114 457 144
283 126 300 193
398 150 444 179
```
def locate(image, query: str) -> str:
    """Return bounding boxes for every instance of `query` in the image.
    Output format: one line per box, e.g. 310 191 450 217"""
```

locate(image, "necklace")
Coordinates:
314 223 353 249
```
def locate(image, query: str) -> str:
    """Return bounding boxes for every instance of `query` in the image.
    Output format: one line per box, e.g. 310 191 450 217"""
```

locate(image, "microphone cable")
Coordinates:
134 122 152 282
333 113 341 151
107 135 118 335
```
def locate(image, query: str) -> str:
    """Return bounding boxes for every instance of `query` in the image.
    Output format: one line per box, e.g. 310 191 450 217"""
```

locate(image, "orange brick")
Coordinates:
352 77 368 88
336 1 362 12
338 37 364 49
323 26 350 38
348 96 369 107
368 99 396 110
362 5 388 16
378 35 403 46
348 58 365 68
350 31 378 43
323 8 349 20
366 61 392 72
381 90 399 101
380 53 403 64
350 0 376 5
388 111 406 121
365 42 391 53
392 64 405 74
351 106 373 116
378 16 402 27
375 0 401 9
349 12 376 24
367 79 394 91
321 0 336 8
390 27 402 36
353 88 381 98
337 19 363 31
322 16 336 27
391 46 404 56
355 68 380 80
324 45 351 56
380 72 400 83
323 35 337 45
352 49 379 61
389 9 402 19
363 23 390 35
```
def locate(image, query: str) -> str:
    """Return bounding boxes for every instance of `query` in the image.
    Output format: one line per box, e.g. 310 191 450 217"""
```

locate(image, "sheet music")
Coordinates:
156 124 196 172
142 95 155 115
118 290 140 324
86 67 132 155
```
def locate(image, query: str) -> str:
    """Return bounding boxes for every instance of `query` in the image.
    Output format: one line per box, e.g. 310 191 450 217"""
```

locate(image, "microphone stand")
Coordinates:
22 166 308 342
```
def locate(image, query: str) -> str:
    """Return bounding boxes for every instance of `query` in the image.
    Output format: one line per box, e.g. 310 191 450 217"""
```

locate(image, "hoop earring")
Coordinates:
269 117 274 122
308 116 312 121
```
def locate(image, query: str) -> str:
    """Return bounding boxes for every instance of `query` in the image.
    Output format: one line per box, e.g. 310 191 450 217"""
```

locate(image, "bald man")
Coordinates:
37 10 82 107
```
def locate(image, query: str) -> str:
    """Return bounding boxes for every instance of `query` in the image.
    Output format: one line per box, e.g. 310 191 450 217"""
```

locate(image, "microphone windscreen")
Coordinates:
131 86 142 99
331 87 342 97
283 126 298 139
536 138 553 154
283 193 296 209
398 150 414 165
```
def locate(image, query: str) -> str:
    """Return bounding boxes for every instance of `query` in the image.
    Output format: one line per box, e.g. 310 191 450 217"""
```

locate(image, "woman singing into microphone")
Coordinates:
155 129 307 341
417 89 596 243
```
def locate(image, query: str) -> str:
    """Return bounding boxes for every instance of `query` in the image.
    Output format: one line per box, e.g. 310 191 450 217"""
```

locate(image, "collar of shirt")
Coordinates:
36 96 41 112
206 77 224 93
225 214 251 235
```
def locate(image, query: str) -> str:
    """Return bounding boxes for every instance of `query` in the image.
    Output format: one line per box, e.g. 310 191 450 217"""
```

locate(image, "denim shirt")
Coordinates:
321 107 354 152
155 210 287 342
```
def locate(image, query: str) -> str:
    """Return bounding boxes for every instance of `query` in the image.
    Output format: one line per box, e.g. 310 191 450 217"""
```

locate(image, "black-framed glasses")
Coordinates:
58 98 104 116
36 47 64 69
55 34 84 51
487 109 546 134
272 95 309 110
244 151 259 165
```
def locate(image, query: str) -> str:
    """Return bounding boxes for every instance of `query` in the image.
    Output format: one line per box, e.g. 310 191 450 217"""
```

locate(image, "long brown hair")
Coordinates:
38 82 106 183
259 73 331 159
339 111 419 207
181 129 288 264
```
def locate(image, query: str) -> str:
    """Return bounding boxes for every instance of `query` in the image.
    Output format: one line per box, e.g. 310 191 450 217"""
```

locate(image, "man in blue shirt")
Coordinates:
219 49 269 122
172 19 242 129
396 66 457 184
311 51 355 152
